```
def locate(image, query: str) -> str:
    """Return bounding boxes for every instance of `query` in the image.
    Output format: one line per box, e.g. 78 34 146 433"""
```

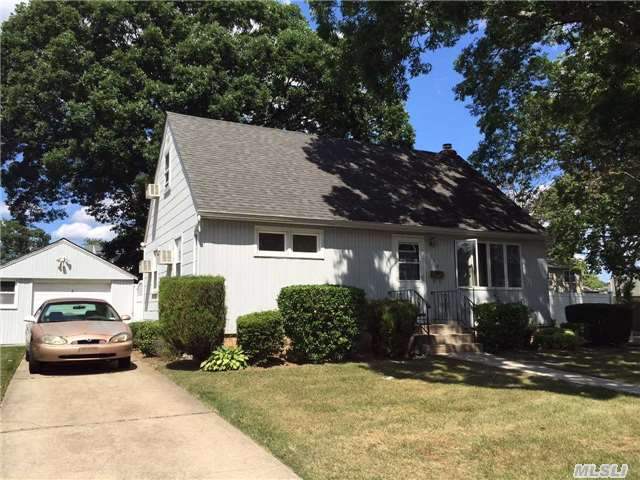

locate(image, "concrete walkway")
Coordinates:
1 356 298 480
448 352 640 396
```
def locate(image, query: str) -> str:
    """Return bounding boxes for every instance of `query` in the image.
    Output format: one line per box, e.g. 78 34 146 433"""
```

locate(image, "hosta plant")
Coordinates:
200 346 248 372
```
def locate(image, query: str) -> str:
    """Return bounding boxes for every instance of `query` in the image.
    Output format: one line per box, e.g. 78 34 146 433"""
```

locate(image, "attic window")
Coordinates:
164 152 170 189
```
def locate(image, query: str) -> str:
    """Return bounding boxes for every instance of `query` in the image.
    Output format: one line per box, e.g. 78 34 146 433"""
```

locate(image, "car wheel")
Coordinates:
117 357 131 369
28 352 41 374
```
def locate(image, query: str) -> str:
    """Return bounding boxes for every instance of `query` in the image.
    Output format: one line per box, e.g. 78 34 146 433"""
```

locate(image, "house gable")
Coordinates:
0 238 136 281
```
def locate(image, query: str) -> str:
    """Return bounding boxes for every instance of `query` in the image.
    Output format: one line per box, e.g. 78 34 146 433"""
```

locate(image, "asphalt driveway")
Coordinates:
0 355 298 480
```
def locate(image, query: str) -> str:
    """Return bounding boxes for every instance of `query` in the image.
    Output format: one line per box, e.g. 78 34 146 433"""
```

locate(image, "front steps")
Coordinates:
410 323 482 356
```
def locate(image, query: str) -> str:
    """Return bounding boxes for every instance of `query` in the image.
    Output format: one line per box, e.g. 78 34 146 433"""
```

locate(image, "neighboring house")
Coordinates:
0 238 137 344
548 264 582 293
140 112 551 334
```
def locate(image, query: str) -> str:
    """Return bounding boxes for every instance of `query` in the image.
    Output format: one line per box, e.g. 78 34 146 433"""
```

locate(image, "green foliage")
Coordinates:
532 327 585 351
474 303 532 353
159 276 226 361
200 346 248 372
367 299 418 358
277 285 365 363
129 321 163 357
1 1 414 270
237 310 285 364
0 220 50 264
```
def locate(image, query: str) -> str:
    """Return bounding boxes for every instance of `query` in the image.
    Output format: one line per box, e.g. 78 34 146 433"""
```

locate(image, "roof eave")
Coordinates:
198 209 547 241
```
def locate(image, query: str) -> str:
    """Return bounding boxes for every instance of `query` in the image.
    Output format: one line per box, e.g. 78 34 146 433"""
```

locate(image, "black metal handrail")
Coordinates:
430 289 475 329
388 289 431 335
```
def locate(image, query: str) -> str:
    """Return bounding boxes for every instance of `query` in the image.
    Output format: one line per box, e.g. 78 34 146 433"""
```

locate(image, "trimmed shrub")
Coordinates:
200 346 248 372
237 310 285 364
532 327 585 350
277 284 366 363
367 299 418 357
129 321 163 356
474 302 532 353
159 276 226 361
565 303 632 346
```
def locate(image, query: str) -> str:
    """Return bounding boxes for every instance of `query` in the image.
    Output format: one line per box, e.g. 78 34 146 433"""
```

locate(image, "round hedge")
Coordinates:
277 284 365 363
159 275 226 361
237 310 285 364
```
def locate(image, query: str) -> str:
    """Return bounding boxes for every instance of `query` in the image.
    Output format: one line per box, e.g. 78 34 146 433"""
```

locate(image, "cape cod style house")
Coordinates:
140 112 550 339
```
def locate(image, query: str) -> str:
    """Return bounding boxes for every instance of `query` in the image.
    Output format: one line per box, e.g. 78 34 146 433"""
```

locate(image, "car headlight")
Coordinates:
109 332 131 343
42 335 67 345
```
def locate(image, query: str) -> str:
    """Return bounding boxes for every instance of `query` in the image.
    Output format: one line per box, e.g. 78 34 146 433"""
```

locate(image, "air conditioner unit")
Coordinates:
139 260 153 273
145 184 160 199
157 250 173 265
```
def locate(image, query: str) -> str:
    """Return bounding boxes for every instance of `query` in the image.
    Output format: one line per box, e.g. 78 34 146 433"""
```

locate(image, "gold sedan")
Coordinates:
25 299 133 374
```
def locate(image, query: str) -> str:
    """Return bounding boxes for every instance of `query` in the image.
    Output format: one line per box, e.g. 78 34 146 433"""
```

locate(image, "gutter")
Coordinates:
197 209 547 241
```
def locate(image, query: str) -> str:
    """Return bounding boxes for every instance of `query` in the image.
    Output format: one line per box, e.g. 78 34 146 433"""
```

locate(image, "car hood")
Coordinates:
37 321 129 337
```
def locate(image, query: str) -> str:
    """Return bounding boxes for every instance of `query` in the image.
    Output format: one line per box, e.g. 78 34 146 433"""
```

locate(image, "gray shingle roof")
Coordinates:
167 112 544 235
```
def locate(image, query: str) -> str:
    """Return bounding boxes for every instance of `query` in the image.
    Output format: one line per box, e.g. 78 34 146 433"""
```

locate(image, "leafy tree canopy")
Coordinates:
314 1 640 291
2 0 414 271
0 220 51 264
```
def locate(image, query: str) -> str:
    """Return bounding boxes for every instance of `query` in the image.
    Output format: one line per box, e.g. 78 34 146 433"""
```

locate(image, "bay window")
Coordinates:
456 240 522 288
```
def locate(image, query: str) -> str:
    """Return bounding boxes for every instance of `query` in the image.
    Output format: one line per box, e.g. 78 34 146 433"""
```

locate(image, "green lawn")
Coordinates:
1 346 24 400
503 348 640 385
160 357 639 480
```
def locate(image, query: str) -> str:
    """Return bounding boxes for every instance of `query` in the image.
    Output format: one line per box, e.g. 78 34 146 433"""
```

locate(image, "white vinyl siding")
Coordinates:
200 220 551 332
141 129 198 320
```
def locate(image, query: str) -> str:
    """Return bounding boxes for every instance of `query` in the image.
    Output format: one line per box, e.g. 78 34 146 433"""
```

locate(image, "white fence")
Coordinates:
549 292 613 324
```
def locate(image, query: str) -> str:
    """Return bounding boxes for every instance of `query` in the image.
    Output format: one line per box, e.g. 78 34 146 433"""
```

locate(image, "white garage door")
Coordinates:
32 281 112 312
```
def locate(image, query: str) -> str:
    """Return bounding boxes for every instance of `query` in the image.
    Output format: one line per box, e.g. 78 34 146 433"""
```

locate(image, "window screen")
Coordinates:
506 245 522 288
398 243 420 281
258 232 285 252
292 234 318 253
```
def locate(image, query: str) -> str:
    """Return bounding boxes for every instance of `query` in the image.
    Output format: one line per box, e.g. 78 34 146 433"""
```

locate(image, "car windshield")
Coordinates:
40 302 120 323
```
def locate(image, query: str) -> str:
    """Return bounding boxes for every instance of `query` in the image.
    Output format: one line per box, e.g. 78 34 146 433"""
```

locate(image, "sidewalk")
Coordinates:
448 352 640 396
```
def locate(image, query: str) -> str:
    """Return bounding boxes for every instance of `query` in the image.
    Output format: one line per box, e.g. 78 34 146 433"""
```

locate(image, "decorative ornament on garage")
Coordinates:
56 256 71 274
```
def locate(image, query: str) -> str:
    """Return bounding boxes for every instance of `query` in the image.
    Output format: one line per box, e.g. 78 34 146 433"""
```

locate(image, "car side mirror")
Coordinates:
121 314 131 321
24 315 36 323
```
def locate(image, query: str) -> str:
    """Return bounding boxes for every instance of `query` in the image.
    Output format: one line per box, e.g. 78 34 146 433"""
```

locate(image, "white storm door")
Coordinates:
394 236 426 297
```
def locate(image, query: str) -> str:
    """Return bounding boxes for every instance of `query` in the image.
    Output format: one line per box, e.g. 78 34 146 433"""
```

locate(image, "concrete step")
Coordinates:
425 323 467 335
423 333 475 346
422 343 483 355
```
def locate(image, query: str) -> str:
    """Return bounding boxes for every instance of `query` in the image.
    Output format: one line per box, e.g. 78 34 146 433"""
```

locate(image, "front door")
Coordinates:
393 236 426 299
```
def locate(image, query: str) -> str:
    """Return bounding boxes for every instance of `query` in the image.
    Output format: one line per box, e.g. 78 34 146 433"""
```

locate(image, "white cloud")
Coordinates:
0 0 22 23
71 206 95 224
53 206 115 242
53 222 115 242
0 201 10 219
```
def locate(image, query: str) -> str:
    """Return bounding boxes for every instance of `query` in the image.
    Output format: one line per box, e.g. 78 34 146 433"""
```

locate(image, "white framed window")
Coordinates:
151 255 159 294
163 151 170 190
174 236 182 277
456 240 522 289
255 227 323 259
398 242 421 281
193 232 199 275
0 280 17 309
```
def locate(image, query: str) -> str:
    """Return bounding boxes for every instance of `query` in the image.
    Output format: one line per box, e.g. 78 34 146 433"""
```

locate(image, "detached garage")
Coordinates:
0 238 137 344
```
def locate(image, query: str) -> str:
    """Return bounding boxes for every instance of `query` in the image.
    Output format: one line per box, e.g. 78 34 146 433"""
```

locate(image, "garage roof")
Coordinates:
0 238 137 281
